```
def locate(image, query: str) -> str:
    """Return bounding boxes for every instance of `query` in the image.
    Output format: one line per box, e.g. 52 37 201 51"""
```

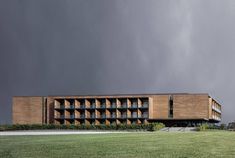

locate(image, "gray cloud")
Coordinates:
0 0 234 124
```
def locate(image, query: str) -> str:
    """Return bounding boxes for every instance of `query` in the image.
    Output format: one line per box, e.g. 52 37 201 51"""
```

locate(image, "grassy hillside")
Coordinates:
0 131 235 158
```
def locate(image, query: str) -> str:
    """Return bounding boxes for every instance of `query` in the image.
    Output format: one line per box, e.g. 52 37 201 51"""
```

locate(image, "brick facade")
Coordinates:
12 93 222 126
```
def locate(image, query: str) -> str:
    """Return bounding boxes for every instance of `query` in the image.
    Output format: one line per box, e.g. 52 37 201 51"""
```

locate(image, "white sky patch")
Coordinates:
169 1 194 71
149 1 196 89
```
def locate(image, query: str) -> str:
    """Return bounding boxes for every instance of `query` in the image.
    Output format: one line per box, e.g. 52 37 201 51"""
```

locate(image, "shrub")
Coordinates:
85 125 91 130
31 124 43 130
155 123 165 130
0 123 160 131
196 124 226 131
110 124 116 130
69 124 76 130
219 124 227 130
196 124 209 131
117 124 127 130
0 125 7 131
130 124 139 130
104 124 111 130
97 124 107 130
147 123 165 131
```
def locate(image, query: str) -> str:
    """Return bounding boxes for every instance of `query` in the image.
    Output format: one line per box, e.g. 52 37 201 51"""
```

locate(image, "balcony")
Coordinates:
118 105 127 109
131 114 138 118
97 114 106 119
88 105 96 109
80 114 85 119
131 121 137 124
55 115 64 119
130 104 138 109
90 114 96 119
75 114 80 118
55 105 65 109
141 114 148 118
139 104 148 109
98 104 106 109
212 106 221 113
65 105 75 109
76 105 86 109
119 114 127 118
108 105 116 109
107 114 116 118
111 102 116 106
64 115 74 119
212 115 221 121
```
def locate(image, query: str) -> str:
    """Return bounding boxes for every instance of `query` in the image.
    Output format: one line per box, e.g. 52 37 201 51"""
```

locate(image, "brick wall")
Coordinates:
12 97 43 124
173 94 209 119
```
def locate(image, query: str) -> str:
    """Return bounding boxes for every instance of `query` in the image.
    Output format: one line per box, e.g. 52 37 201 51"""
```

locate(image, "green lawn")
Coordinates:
0 131 235 158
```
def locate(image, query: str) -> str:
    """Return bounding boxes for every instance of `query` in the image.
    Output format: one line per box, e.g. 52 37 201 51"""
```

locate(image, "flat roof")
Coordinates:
13 93 209 97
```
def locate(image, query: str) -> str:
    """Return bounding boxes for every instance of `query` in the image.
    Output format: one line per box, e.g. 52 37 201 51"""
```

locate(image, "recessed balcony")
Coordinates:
131 114 138 118
129 104 138 109
65 105 75 109
54 105 65 109
80 114 85 119
90 114 96 119
87 105 96 110
139 114 148 118
106 114 116 119
118 105 127 109
140 103 148 108
55 115 65 119
76 105 86 109
69 114 75 119
119 114 127 118
97 104 106 109
107 104 116 109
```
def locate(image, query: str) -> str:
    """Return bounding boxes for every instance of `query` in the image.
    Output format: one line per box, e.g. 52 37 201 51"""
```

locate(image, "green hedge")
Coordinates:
196 124 209 131
196 124 223 131
0 123 165 131
148 122 165 131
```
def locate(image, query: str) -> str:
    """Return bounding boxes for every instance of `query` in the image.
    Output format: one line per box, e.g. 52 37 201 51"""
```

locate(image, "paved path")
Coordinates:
0 130 131 136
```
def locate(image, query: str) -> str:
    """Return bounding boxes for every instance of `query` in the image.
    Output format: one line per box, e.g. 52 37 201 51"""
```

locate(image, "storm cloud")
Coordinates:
0 0 235 124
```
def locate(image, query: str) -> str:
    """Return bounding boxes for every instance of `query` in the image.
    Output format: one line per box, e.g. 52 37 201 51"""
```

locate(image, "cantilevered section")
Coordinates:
12 93 222 126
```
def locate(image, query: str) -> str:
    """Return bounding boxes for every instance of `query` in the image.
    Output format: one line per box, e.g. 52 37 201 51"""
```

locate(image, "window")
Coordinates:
168 95 173 118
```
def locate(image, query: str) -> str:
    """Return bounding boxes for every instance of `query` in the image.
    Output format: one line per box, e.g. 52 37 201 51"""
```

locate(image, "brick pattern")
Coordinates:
47 97 55 124
151 95 169 119
12 97 43 124
173 94 209 119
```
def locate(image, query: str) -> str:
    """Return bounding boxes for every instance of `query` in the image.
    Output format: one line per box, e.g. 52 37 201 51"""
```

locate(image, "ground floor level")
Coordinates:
53 118 218 127
149 119 219 127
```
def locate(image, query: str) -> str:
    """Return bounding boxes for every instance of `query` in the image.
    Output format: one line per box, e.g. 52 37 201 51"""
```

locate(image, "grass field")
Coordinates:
0 131 235 158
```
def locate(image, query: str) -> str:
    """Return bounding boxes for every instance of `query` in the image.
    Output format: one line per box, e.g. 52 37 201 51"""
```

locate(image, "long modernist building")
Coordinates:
12 93 222 126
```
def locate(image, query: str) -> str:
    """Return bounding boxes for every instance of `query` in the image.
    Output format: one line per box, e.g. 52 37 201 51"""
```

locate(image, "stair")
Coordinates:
160 127 197 132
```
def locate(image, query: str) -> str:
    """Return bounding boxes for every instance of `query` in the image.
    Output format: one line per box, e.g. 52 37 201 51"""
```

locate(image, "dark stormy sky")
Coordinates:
0 0 235 124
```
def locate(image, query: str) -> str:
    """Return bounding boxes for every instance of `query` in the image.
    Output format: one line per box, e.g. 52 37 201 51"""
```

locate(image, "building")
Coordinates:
12 93 222 126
